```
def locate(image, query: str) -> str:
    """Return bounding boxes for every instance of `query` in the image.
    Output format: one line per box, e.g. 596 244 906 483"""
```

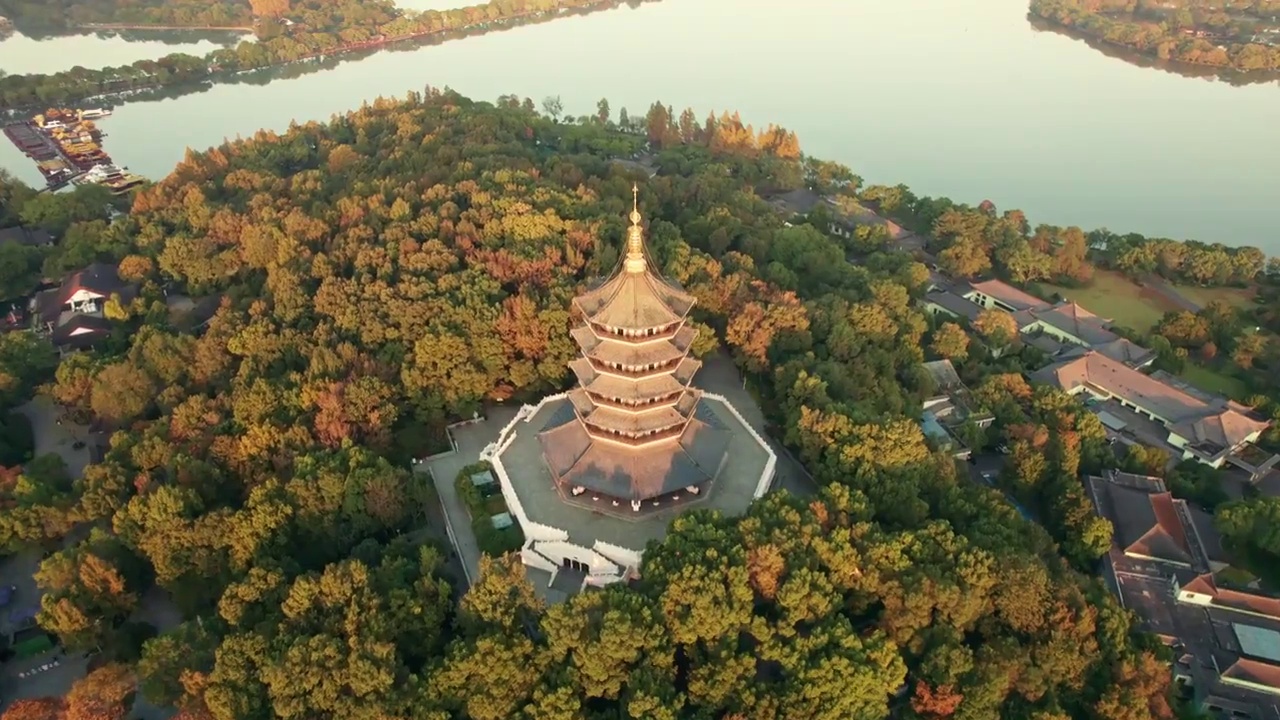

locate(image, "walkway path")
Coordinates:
1143 275 1202 312
422 406 518 589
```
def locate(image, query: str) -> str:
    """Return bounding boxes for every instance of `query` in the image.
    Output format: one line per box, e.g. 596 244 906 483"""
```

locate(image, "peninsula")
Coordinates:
1031 0 1280 73
0 89 1278 719
0 0 659 110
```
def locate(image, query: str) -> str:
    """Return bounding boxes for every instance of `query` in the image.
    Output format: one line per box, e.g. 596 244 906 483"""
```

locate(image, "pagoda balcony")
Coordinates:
580 420 692 447
584 389 685 412
584 355 689 380
586 320 684 344
572 325 696 366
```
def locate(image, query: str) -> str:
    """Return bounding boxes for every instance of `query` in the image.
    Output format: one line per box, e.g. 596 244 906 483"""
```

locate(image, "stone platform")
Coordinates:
488 392 774 583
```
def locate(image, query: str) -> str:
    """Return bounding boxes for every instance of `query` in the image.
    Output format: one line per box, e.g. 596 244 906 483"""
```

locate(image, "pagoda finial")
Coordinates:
624 185 646 273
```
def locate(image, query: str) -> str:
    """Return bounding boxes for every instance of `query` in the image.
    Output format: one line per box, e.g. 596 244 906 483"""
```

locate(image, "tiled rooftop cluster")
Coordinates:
1088 471 1280 717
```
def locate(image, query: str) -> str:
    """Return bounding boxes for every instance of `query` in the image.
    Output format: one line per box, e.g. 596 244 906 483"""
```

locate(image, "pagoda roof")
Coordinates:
571 325 697 366
572 186 696 331
538 398 732 500
573 270 696 331
569 357 702 400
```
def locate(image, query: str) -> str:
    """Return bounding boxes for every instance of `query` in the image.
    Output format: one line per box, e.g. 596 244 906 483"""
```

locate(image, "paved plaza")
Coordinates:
498 394 769 553
425 351 814 594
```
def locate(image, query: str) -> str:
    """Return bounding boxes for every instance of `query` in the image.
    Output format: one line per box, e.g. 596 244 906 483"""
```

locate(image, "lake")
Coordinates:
2 0 1278 251
0 30 244 75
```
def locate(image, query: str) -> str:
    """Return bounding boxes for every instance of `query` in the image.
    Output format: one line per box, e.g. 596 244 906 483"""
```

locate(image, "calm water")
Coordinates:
0 31 242 75
2 0 1278 250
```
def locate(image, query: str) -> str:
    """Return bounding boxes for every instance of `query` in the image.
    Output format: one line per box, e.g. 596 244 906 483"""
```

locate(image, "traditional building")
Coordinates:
483 187 775 589
538 187 730 512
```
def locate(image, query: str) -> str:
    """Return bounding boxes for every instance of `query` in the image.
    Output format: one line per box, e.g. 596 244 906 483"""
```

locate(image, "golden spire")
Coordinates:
624 183 646 273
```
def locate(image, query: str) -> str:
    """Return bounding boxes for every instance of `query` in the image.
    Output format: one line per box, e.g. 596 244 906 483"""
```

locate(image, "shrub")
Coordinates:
454 462 523 556
0 411 34 467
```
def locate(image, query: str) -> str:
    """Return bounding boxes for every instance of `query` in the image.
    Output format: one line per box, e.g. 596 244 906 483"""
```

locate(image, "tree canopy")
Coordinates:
0 90 1176 720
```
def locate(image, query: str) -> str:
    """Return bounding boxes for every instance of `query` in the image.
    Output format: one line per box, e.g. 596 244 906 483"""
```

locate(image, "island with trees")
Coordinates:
0 0 660 110
1031 0 1280 72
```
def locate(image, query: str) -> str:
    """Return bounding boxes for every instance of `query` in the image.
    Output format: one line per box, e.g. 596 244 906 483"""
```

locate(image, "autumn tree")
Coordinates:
929 322 970 361
973 308 1019 348
65 663 136 720
0 699 65 720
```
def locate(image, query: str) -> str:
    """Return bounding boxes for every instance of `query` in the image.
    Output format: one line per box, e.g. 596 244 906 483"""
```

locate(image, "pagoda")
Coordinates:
537 186 730 512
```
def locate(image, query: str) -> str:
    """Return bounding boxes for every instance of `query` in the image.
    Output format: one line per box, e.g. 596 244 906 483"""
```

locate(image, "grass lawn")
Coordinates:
1179 362 1249 399
1039 270 1177 332
1171 283 1256 311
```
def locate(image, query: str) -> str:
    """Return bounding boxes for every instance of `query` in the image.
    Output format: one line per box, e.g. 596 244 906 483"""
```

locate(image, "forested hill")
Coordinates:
0 91 1172 720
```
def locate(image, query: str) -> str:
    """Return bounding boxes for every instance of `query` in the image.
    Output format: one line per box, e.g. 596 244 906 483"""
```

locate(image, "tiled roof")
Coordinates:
538 403 731 500
1181 574 1280 621
1025 302 1118 345
50 314 111 348
1033 351 1268 450
967 279 1050 311
922 359 963 391
1221 657 1280 692
0 226 53 248
1091 337 1157 367
569 357 701 402
574 267 695 331
1123 488 1193 563
571 325 696 366
61 262 127 302
925 291 983 322
569 389 691 434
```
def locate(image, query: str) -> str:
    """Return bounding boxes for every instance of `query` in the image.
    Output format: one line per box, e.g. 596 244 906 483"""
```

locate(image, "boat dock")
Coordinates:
1 108 134 192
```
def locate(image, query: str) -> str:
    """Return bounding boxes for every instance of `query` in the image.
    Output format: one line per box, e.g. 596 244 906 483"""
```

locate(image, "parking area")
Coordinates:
0 551 91 711
0 399 97 712
15 396 92 479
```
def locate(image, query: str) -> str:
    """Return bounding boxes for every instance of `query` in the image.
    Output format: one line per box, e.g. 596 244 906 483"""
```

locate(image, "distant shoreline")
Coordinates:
73 23 254 32
0 0 657 113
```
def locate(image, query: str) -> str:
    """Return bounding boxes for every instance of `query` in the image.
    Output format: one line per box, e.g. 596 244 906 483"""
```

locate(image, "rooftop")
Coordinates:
540 395 730 500
1220 657 1280 695
1236 624 1280 664
0 226 53 248
1089 337 1158 367
569 357 700 402
964 278 1050 312
1016 301 1119 346
499 396 768 551
922 359 963 392
1034 351 1268 451
924 290 983 322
